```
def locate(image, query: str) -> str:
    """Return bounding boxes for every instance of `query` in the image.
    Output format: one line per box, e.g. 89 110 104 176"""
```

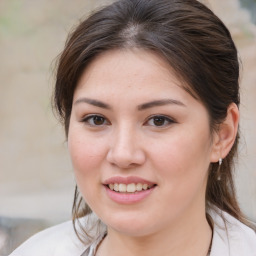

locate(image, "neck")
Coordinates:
96 208 212 256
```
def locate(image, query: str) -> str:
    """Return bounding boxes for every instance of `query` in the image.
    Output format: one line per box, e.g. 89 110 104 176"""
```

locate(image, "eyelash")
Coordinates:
81 114 110 127
144 115 176 127
81 114 176 128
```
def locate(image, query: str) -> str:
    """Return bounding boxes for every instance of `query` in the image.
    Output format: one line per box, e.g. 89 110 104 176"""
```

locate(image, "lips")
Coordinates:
103 176 155 185
103 176 157 204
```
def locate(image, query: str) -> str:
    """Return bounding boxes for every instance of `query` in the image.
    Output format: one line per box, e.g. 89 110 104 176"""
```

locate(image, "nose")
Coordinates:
106 126 146 169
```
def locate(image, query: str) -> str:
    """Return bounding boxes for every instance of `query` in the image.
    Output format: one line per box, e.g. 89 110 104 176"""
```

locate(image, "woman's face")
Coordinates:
68 49 217 236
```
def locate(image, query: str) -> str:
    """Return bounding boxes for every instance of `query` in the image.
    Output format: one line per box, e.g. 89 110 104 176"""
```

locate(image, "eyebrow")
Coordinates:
74 98 111 109
74 97 186 110
137 99 186 110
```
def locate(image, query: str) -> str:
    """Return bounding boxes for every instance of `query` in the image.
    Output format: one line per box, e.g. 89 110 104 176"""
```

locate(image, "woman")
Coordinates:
10 0 256 255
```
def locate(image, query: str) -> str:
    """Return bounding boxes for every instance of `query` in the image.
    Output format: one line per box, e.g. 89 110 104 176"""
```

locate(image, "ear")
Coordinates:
210 103 239 163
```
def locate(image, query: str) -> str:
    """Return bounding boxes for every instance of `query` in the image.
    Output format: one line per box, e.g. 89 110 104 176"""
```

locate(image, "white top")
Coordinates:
9 209 256 256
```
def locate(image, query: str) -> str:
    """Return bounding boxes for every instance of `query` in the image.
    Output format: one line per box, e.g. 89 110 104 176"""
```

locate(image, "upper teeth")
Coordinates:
108 183 152 193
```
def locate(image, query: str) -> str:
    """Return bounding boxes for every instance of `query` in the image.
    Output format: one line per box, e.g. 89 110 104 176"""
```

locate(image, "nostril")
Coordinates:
106 146 146 168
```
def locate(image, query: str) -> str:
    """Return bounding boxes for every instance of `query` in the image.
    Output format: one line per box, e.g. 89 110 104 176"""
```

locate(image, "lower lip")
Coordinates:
104 186 155 204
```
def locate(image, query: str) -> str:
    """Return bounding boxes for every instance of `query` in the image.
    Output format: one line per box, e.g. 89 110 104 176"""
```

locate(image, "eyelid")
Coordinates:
80 114 175 127
81 114 110 126
144 114 176 127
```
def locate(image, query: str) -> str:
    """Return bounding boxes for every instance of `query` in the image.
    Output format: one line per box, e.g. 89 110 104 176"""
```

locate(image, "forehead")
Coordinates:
75 49 191 99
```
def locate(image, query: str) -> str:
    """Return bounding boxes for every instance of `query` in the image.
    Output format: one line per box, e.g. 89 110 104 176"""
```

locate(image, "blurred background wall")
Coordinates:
0 0 255 255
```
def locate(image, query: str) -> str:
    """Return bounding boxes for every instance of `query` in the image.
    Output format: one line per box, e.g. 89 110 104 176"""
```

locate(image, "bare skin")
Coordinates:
68 49 239 256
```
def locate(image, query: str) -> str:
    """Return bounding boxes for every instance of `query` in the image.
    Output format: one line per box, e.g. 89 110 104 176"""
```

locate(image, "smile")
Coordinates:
107 183 155 193
103 177 157 204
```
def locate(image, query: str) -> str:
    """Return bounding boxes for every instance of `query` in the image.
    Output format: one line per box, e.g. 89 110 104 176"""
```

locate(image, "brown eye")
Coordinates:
153 117 166 126
146 115 175 127
82 115 108 126
93 116 105 125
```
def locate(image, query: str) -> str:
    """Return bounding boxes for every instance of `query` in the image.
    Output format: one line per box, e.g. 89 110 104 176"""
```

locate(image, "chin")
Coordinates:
101 212 158 237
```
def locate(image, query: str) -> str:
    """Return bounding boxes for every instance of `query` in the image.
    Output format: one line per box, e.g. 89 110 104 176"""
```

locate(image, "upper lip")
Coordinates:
103 176 156 185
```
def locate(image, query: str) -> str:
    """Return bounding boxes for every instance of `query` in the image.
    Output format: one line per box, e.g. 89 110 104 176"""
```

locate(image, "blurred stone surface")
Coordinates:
0 0 255 254
0 0 111 221
0 217 49 256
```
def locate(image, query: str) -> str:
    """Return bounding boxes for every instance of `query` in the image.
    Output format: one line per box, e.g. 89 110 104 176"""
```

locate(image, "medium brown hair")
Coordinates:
54 0 253 240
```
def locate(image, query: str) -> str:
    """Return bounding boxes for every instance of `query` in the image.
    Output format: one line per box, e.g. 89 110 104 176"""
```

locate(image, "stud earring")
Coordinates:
217 158 222 181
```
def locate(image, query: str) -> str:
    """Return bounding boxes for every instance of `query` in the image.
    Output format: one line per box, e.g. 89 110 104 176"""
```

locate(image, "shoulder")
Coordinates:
209 208 256 256
9 218 93 256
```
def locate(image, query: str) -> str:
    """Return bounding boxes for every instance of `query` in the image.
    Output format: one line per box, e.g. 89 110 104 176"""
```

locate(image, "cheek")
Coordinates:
151 126 211 186
68 128 106 179
148 130 211 217
68 130 107 206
